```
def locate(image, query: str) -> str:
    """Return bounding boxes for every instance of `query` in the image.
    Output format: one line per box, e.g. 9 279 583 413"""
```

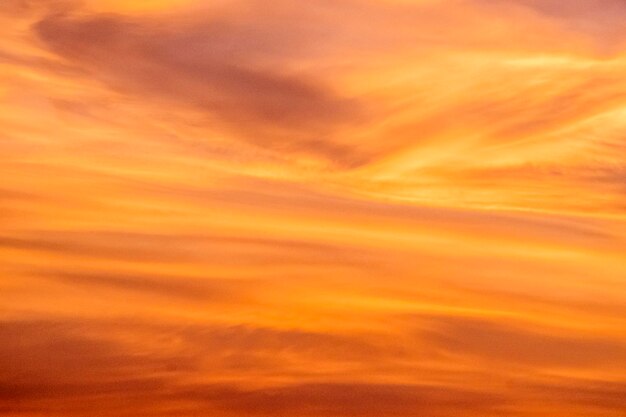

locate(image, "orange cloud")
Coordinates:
1 1 626 416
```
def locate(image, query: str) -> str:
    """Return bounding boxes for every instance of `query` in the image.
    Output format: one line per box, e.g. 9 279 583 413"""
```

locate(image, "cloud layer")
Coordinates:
2 0 626 416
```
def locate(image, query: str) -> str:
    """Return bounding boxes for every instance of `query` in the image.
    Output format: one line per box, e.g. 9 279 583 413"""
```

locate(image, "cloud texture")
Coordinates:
1 0 626 416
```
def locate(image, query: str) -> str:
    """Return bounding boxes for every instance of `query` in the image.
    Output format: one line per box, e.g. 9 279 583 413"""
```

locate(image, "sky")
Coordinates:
1 0 626 416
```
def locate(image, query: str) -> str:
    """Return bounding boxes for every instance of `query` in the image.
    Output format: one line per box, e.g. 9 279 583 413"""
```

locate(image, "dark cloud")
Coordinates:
169 324 401 367
3 316 623 416
524 379 626 411
0 321 136 392
492 0 626 43
0 319 444 416
33 9 365 166
45 271 251 303
420 315 626 368
0 230 373 267
0 188 41 203
176 382 505 417
0 234 190 262
512 0 626 23
0 317 399 385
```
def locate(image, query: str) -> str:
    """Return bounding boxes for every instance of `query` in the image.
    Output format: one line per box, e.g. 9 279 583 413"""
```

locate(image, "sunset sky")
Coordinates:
1 0 626 416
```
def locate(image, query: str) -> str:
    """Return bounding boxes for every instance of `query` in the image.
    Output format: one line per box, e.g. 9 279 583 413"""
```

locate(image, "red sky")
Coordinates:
1 1 626 416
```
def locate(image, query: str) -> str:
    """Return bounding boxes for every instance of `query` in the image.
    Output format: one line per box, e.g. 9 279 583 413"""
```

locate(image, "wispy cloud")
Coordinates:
2 1 626 416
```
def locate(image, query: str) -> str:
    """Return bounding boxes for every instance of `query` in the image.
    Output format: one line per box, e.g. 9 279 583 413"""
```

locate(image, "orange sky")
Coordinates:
1 1 626 416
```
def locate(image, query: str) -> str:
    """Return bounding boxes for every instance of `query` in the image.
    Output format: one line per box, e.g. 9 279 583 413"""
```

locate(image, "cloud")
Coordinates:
502 0 626 41
2 316 624 416
176 382 505 417
33 8 365 166
523 378 626 412
419 315 626 368
0 318 441 416
44 271 251 303
0 230 374 267
2 1 626 416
